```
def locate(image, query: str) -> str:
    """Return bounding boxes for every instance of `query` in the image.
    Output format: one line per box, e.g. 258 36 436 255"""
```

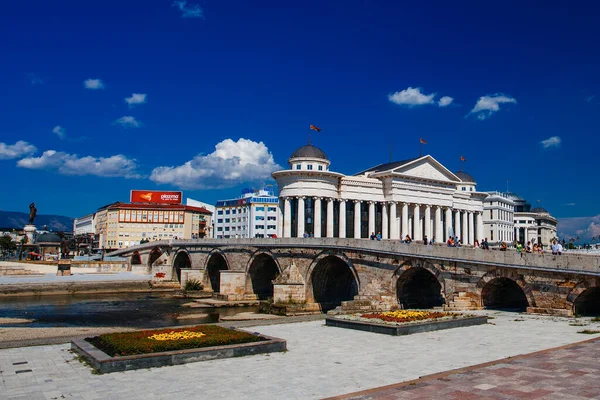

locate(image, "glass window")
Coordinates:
225 210 230 215
268 207 277 212
256 206 265 211
217 210 223 215
296 165 301 170
318 165 323 170
232 209 236 214
307 165 313 170
225 218 230 223
256 216 264 220
217 227 222 231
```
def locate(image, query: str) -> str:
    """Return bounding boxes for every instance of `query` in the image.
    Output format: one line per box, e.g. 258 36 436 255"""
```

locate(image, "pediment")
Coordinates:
391 157 460 183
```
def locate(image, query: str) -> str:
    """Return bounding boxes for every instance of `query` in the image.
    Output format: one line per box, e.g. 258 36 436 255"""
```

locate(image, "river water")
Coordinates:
0 293 259 328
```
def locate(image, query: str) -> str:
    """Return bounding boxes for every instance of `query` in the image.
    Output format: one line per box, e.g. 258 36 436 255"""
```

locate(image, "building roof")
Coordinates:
37 232 62 243
106 202 212 214
290 144 329 160
455 171 475 183
354 157 419 175
531 207 548 213
504 192 526 201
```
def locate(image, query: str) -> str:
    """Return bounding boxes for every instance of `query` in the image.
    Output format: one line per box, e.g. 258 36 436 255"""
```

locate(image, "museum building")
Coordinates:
272 143 487 244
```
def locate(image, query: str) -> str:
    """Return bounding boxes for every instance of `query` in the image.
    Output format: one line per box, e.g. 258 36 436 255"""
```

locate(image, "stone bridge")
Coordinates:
110 239 600 317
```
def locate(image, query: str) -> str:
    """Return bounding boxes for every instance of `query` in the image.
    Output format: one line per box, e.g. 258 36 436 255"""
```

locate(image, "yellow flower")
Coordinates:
148 330 206 341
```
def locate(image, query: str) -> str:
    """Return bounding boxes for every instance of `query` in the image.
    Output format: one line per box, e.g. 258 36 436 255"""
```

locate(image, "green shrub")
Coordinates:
184 278 203 291
87 325 264 356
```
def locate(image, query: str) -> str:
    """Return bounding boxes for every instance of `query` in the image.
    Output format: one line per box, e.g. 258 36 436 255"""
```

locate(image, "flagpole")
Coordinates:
419 142 422 157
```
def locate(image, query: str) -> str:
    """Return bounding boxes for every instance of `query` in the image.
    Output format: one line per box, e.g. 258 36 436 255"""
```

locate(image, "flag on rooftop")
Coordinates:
460 155 466 161
309 125 321 132
419 137 427 144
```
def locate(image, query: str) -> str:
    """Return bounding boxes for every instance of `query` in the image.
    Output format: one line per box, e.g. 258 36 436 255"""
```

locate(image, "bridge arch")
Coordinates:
172 250 192 283
306 251 359 312
567 278 600 316
245 250 281 300
393 260 445 309
148 247 162 267
130 251 141 265
477 269 534 311
204 249 230 292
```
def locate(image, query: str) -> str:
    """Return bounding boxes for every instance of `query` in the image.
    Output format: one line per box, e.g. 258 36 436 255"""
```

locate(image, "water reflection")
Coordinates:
0 293 258 328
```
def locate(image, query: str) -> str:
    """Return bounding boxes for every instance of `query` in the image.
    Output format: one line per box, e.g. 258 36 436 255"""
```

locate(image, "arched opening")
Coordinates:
482 277 528 311
131 251 141 265
206 253 228 292
396 267 444 309
311 256 358 312
173 252 192 282
573 287 600 316
248 254 279 300
148 248 162 267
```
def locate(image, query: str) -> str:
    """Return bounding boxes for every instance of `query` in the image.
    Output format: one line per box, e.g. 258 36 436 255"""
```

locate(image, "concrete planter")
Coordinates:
325 315 488 336
71 332 286 373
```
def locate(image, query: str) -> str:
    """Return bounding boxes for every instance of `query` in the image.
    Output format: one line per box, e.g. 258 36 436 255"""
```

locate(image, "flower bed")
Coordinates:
326 310 487 335
87 325 264 357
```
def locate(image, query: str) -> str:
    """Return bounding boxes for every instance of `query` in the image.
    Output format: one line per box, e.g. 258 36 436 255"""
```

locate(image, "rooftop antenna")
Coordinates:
506 179 509 193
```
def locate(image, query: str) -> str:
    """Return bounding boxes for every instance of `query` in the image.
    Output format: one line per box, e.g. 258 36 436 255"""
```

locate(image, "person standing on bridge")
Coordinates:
370 232 376 240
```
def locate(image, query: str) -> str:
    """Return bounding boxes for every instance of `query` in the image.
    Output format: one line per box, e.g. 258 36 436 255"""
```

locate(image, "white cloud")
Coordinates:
388 87 435 106
28 73 43 85
125 93 147 107
52 125 66 139
540 136 561 149
172 1 204 18
150 138 281 189
83 78 104 90
438 96 454 107
468 94 516 120
17 150 140 178
0 141 37 160
558 214 600 242
113 116 141 128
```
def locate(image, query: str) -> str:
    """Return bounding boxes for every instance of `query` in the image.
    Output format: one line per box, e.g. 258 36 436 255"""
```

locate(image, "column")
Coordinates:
390 202 398 239
454 209 461 241
477 212 484 242
326 198 334 238
401 203 409 238
368 201 376 237
435 206 442 243
297 197 305 238
413 204 421 241
424 205 431 240
313 197 322 238
382 203 388 240
354 201 361 238
462 211 468 244
445 208 452 241
468 212 475 245
339 200 346 238
277 199 284 238
283 197 292 238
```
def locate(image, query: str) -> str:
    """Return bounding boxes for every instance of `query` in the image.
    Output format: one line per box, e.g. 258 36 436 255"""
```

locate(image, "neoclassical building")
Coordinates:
272 144 487 244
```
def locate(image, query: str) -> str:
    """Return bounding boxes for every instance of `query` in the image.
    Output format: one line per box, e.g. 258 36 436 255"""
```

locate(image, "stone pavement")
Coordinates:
328 337 600 399
0 310 599 399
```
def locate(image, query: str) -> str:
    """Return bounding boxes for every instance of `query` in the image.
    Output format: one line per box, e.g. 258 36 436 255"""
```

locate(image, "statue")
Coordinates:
29 203 37 225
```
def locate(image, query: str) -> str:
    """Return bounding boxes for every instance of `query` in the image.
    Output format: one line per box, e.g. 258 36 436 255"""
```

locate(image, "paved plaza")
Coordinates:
0 310 599 399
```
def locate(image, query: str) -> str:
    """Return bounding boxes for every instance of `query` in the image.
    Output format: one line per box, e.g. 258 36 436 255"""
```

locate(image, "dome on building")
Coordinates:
455 171 475 183
290 144 328 161
505 192 526 201
36 233 62 243
531 207 548 213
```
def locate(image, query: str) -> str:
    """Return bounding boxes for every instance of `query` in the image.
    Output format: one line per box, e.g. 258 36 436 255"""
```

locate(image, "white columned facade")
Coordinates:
413 204 421 241
368 201 375 236
297 197 305 238
468 211 474 245
277 199 284 238
354 201 361 239
283 197 292 238
339 200 346 238
390 202 398 239
382 203 388 239
326 198 334 238
313 197 322 238
454 210 461 240
462 212 468 244
401 203 409 238
435 206 442 243
445 208 452 241
477 212 484 242
424 205 431 240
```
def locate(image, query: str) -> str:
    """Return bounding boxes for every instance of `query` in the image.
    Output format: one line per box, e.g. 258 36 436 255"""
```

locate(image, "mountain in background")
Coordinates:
0 210 73 232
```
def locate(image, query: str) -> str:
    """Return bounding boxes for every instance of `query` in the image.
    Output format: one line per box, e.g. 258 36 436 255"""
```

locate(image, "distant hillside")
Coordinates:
0 210 73 232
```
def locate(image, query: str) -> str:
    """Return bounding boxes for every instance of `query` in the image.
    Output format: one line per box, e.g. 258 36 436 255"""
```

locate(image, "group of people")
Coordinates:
473 238 491 249
369 232 382 241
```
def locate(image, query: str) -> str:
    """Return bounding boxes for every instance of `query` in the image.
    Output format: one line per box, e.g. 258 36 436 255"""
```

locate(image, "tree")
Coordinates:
0 235 16 252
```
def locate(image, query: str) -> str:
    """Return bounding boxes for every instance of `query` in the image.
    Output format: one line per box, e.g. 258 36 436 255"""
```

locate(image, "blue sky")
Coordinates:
1 1 599 240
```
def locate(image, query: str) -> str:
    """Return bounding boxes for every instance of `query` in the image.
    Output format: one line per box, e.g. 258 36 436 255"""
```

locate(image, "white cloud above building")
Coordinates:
469 94 516 120
388 87 454 108
113 116 141 128
0 141 37 160
150 138 281 189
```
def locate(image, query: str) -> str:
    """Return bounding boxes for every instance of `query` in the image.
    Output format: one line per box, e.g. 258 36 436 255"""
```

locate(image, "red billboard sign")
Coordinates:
130 190 183 204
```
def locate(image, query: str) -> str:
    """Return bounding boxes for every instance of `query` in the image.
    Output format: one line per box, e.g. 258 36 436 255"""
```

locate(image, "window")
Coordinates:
256 216 264 220
225 227 230 231
217 219 223 223
217 227 223 231
307 165 313 170
296 165 301 170
268 207 277 212
255 225 264 229
225 218 230 223
217 210 223 215
318 165 323 170
232 209 236 214
225 210 230 215
267 225 276 229
461 187 466 191
267 216 276 221
490 210 493 219
256 206 265 211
